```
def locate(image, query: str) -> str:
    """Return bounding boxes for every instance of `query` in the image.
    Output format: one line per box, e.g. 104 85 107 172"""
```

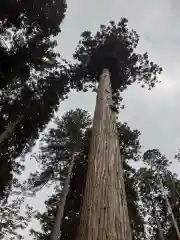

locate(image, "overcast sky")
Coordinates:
21 0 180 238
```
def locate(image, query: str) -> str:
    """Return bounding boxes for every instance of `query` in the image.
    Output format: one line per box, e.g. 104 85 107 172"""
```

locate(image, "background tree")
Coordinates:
27 112 180 240
0 197 34 240
24 109 145 240
0 0 69 199
135 149 180 240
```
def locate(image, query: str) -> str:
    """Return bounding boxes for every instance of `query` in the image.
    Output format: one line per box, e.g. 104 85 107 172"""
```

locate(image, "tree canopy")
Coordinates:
70 18 162 108
0 0 69 199
135 149 180 240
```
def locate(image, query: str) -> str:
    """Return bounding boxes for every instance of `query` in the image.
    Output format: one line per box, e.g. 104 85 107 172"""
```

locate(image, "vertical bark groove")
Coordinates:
76 69 132 240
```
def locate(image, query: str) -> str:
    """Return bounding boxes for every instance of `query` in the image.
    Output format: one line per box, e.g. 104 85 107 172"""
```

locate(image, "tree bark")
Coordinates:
76 69 132 240
50 153 76 240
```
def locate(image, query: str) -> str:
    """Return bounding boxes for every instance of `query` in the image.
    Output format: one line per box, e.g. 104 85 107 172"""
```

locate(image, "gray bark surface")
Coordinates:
76 69 132 240
50 153 76 240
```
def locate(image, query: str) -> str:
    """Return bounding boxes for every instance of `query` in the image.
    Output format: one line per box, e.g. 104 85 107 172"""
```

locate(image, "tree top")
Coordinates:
71 18 162 107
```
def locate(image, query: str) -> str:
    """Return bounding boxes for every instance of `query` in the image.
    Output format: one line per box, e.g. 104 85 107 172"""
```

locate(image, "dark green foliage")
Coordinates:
31 129 90 240
0 67 69 198
30 193 60 240
0 197 33 240
0 0 65 33
26 109 91 191
143 149 171 171
117 122 141 161
28 110 180 240
27 109 144 240
135 149 180 240
124 164 145 240
0 0 68 198
0 0 67 88
28 109 91 239
71 18 162 107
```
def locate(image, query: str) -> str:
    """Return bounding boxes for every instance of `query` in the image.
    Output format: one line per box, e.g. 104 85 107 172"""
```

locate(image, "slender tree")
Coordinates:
135 149 180 240
158 173 180 240
49 109 89 240
28 109 92 239
50 152 76 240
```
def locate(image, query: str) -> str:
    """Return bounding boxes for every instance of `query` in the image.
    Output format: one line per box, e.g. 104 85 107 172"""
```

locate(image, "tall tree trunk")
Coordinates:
50 152 76 240
76 69 132 240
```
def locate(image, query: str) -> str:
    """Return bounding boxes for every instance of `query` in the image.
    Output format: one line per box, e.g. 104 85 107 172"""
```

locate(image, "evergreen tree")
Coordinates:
135 149 180 240
68 17 162 240
28 113 180 240
0 0 69 199
25 109 144 240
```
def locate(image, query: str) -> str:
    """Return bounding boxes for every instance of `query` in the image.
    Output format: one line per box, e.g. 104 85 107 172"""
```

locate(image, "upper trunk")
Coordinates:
76 69 132 240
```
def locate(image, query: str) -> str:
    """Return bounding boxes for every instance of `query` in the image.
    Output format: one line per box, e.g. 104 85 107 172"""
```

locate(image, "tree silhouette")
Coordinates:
0 0 69 199
70 18 162 110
